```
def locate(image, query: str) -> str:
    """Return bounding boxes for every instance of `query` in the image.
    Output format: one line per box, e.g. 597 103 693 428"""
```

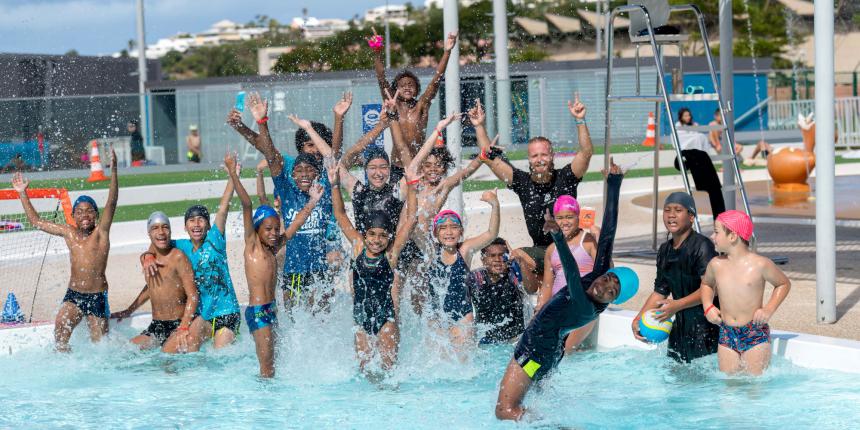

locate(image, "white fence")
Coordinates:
768 96 860 149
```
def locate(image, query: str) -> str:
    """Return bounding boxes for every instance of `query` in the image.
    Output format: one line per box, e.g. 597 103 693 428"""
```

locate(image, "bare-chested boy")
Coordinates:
700 210 791 375
111 212 199 353
226 154 323 378
370 29 458 174
11 148 118 352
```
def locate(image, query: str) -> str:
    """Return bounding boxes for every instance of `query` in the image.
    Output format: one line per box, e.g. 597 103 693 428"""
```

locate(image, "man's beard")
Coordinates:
529 160 554 183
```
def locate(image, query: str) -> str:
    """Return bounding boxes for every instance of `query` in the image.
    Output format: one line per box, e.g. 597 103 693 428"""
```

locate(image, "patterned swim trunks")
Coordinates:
719 321 770 353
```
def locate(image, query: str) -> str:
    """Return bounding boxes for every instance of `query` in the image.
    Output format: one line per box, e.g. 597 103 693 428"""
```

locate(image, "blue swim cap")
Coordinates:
253 205 279 230
72 195 98 215
608 267 639 305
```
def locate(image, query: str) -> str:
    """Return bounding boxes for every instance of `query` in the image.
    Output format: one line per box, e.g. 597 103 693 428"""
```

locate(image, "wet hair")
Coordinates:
426 146 455 172
527 136 554 151
480 237 508 255
719 223 750 247
678 108 693 125
365 210 394 235
184 205 210 224
391 71 421 100
293 152 322 174
364 147 390 168
295 121 333 153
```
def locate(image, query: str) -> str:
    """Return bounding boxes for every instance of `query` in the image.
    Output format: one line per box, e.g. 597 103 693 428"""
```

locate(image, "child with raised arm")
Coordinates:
112 212 198 354
11 147 118 352
369 29 458 175
700 210 791 375
228 97 335 311
495 160 639 421
227 153 323 378
328 156 418 373
420 189 500 348
141 156 241 351
538 195 601 354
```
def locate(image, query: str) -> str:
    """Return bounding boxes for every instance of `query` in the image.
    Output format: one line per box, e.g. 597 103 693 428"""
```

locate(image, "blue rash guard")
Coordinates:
272 166 333 275
173 225 240 321
512 173 622 382
282 153 339 243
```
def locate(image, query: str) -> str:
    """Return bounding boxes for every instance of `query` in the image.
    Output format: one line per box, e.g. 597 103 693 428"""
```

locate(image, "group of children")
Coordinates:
9 30 791 420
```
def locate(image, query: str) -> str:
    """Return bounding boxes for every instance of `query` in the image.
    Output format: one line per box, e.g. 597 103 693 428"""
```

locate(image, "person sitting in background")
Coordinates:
673 107 726 218
1 153 29 173
186 124 201 163
468 238 533 345
128 120 146 167
707 108 742 157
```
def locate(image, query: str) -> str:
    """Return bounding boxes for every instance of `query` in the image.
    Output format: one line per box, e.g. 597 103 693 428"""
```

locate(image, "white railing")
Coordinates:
768 96 860 149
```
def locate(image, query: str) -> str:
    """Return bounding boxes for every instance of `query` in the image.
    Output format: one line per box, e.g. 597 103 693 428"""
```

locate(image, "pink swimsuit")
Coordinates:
550 234 595 296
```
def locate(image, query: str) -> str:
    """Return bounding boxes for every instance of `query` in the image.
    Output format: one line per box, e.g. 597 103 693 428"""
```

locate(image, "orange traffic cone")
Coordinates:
86 140 108 182
641 112 656 147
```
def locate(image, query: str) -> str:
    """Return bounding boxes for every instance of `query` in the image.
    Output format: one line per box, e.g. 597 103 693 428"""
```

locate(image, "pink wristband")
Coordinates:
704 304 715 315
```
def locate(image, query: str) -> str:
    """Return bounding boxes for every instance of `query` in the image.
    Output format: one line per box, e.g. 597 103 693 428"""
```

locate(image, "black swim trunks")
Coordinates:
141 319 181 346
281 272 325 297
207 312 240 336
62 289 109 318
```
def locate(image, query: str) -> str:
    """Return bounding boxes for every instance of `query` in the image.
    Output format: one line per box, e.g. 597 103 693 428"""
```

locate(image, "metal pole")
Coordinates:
493 0 512 147
136 0 148 147
595 0 603 60
443 0 463 216
719 0 736 210
384 0 391 68
814 0 836 323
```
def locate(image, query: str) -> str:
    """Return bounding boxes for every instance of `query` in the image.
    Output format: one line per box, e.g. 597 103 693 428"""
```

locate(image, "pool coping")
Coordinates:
3 309 859 375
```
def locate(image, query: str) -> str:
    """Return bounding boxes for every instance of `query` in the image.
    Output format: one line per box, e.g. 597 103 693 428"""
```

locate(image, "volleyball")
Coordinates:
638 310 673 343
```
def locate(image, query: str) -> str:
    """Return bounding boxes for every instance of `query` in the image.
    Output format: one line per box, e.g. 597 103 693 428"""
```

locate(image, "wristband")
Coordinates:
574 118 586 125
406 179 420 186
256 116 269 124
178 326 189 332
331 183 340 188
704 304 715 315
479 148 489 161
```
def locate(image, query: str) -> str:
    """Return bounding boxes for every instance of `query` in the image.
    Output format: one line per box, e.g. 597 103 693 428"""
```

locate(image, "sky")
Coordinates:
0 0 393 56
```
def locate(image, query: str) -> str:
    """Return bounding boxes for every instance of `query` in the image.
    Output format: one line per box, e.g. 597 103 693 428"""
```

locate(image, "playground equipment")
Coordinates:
768 113 816 193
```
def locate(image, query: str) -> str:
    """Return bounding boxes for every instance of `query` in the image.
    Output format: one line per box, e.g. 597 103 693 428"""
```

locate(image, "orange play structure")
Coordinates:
767 113 816 193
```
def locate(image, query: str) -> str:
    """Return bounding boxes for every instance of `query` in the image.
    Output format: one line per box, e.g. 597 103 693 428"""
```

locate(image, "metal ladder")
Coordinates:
602 3 754 242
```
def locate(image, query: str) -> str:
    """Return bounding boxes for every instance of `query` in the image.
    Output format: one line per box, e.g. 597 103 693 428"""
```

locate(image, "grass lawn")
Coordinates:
0 169 259 192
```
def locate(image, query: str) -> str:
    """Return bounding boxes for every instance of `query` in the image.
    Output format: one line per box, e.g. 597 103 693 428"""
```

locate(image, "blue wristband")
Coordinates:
575 119 586 125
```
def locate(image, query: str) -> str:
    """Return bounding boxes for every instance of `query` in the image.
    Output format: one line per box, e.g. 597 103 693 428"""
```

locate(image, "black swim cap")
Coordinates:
293 152 322 174
364 147 390 168
365 210 394 234
184 204 210 223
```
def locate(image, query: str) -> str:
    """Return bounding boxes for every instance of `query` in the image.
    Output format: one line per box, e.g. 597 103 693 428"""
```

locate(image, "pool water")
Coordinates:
2 297 859 429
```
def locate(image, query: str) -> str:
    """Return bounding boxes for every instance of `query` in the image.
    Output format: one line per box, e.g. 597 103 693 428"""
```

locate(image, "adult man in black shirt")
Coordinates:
469 238 536 344
471 95 594 293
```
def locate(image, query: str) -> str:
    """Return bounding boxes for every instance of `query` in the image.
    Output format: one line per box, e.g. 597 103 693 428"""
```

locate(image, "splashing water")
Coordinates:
741 0 766 144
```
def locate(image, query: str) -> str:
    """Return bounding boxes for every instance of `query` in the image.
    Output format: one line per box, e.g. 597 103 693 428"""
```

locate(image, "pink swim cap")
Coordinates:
553 195 580 215
716 210 754 241
432 209 462 230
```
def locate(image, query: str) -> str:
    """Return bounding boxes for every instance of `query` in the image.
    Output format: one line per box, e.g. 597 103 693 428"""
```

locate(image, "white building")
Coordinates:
291 17 350 40
123 20 270 59
364 5 410 27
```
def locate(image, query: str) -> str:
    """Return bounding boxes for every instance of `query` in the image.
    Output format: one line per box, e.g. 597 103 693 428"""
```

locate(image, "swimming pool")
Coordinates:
2 302 859 428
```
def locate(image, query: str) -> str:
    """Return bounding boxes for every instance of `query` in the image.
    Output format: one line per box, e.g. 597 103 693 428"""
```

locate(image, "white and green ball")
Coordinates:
639 309 673 343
